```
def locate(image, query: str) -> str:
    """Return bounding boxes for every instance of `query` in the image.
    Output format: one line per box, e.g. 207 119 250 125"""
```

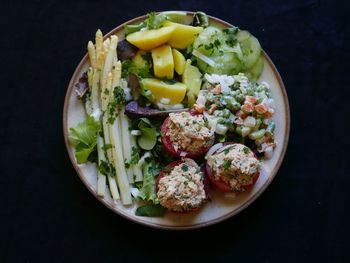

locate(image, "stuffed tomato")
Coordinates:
156 158 209 212
205 143 260 192
161 111 214 158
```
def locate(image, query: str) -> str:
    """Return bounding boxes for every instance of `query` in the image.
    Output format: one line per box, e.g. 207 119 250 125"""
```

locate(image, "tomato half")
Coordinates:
205 142 260 193
160 112 214 158
156 159 210 198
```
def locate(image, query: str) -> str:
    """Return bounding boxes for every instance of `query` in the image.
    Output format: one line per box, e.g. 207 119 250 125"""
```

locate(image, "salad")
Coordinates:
69 12 276 217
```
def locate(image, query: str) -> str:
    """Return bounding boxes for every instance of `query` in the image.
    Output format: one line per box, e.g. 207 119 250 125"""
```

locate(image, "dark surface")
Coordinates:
1 0 349 262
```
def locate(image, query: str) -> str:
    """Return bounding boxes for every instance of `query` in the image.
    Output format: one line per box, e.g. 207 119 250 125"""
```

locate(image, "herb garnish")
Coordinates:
181 164 189 172
223 147 232 155
130 146 141 165
223 160 231 170
98 160 116 177
107 86 125 124
243 147 250 154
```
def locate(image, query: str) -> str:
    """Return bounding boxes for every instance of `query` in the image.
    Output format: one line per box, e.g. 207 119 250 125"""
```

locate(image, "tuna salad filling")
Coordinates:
157 161 206 212
207 144 260 192
166 112 214 152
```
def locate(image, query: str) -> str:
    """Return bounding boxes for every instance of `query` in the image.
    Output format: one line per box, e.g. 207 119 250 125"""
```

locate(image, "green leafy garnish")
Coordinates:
223 27 239 47
204 43 214 50
243 147 250 154
69 116 100 164
223 147 232 155
223 27 238 35
181 164 189 172
138 160 160 203
147 12 167 30
121 60 152 78
135 204 165 217
124 12 168 36
151 143 176 164
130 146 141 165
98 160 116 177
141 52 153 66
107 86 125 124
223 160 231 170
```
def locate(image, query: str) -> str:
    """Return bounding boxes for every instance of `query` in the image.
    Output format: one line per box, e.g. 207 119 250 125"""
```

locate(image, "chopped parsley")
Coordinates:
223 160 231 170
113 86 126 105
243 147 250 154
223 27 238 35
223 147 232 155
223 27 238 47
130 146 141 165
214 39 221 47
181 164 189 172
98 160 116 177
107 86 125 124
204 43 214 50
205 40 221 51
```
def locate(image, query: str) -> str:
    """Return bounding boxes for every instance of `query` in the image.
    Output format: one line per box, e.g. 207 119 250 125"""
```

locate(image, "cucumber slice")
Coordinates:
193 26 223 56
237 30 262 69
244 55 264 81
237 30 251 42
196 52 242 75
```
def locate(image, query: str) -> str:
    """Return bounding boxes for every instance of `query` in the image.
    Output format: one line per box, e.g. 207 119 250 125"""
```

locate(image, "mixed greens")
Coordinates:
69 11 276 217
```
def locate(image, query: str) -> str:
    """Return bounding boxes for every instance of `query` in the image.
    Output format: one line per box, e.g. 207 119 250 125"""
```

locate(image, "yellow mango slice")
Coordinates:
172 49 186 75
151 45 174 79
141 78 187 104
182 59 202 106
164 21 203 49
126 26 176 50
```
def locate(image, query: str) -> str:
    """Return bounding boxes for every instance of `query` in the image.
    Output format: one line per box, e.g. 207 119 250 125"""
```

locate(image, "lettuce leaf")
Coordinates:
135 204 165 217
69 116 100 164
146 12 167 30
124 12 167 35
138 160 160 203
121 60 152 79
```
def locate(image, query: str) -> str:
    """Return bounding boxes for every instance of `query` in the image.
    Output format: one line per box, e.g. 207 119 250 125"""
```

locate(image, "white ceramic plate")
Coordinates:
63 11 290 230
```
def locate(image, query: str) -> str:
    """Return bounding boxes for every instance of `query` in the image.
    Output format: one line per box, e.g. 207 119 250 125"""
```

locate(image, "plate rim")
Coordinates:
63 11 290 230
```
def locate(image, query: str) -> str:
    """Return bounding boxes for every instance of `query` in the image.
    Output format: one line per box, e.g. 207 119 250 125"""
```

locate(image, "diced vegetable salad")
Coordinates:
69 12 276 217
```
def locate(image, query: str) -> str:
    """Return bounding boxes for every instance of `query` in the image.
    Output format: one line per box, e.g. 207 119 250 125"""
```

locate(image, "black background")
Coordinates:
1 0 349 262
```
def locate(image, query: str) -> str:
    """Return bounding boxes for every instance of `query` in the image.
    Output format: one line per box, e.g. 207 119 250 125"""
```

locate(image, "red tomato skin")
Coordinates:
205 142 260 193
160 114 214 159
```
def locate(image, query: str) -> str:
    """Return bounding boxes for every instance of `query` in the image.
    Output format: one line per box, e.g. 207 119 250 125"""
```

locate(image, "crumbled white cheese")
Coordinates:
204 73 235 94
